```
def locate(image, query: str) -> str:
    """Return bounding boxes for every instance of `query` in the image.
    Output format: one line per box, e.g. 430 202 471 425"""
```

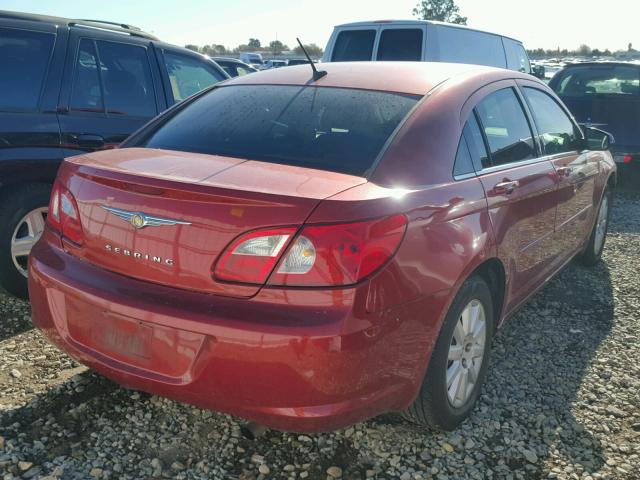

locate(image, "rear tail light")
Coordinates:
213 215 407 287
623 154 633 164
48 182 84 245
214 228 297 284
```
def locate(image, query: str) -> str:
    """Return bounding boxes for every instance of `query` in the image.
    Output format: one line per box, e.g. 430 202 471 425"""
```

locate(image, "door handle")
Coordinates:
557 166 573 177
492 180 519 195
76 134 105 149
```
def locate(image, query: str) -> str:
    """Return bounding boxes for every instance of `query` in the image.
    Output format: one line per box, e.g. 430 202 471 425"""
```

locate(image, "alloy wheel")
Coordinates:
11 207 48 278
446 299 487 408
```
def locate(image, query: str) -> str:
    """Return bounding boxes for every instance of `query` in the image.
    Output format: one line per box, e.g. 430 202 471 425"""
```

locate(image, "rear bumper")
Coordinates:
29 231 447 432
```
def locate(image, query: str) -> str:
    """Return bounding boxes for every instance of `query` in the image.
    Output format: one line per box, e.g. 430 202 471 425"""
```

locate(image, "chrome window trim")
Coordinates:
475 150 582 176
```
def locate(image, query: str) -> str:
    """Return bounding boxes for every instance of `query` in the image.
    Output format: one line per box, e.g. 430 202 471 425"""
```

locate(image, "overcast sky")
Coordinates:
5 0 640 52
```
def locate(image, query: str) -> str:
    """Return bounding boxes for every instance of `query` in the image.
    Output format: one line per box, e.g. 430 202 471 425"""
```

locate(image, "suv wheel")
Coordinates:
403 275 494 431
0 184 51 299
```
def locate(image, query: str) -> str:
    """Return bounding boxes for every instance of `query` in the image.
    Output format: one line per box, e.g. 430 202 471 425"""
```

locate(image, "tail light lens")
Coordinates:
214 228 297 284
623 154 633 164
213 215 407 287
48 182 84 245
270 215 407 286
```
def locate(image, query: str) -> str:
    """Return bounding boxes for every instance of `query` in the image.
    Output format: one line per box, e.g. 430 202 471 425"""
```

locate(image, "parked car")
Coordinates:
30 62 615 433
261 59 287 70
239 52 263 68
0 10 228 298
212 57 258 77
287 58 312 66
323 20 534 76
549 62 640 170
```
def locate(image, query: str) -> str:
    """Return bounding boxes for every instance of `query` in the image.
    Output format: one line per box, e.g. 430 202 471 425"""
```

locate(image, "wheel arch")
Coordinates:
469 258 506 327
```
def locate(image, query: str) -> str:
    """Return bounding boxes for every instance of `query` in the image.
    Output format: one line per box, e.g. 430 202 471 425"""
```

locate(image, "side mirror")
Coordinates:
581 125 615 151
531 65 546 79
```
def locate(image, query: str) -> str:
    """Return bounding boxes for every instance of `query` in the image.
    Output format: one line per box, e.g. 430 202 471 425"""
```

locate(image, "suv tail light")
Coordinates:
48 182 84 245
213 215 407 287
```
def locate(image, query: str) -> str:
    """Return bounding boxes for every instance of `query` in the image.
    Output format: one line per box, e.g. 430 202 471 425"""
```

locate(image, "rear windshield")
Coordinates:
554 65 640 96
140 85 419 176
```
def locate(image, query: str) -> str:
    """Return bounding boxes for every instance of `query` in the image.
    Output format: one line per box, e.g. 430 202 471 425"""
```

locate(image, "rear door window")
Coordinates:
70 39 157 117
522 87 582 155
141 85 419 176
376 28 423 61
331 30 376 62
0 27 54 111
475 88 536 166
163 51 226 103
431 25 505 68
453 136 475 177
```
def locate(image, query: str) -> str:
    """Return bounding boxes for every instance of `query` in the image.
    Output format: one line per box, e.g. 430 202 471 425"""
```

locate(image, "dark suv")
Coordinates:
0 11 228 298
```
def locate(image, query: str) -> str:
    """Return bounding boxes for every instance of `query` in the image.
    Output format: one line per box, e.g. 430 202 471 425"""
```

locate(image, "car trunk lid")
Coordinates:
59 148 366 297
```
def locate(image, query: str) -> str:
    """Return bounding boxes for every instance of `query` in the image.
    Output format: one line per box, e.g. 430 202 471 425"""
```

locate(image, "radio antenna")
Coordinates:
296 38 327 81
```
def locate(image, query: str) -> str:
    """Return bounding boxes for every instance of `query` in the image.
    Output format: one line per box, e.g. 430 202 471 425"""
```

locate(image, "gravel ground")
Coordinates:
1 190 639 480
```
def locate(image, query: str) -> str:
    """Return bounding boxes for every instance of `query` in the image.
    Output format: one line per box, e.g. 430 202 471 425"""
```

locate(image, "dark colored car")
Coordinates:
550 62 640 170
287 58 312 66
30 62 615 433
0 11 228 298
212 57 258 77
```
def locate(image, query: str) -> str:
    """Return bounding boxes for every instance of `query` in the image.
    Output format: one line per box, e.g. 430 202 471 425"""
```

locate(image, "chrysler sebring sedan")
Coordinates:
29 62 615 432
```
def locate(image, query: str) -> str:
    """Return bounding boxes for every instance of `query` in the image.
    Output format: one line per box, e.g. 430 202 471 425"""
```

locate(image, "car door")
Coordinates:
518 81 599 262
463 83 559 315
156 47 228 107
0 19 66 185
57 28 166 155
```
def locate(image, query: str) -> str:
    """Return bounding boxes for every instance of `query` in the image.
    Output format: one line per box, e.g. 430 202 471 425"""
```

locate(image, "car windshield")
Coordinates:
140 85 419 176
555 65 640 96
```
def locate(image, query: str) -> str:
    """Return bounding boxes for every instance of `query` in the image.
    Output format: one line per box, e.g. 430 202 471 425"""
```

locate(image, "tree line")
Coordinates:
527 43 636 59
185 39 323 57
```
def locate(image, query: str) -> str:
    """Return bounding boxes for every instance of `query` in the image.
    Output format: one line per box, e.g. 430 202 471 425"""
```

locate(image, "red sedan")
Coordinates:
29 62 615 432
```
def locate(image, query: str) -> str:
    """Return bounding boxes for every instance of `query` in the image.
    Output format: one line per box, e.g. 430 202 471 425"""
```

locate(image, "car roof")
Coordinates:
223 61 522 96
560 61 640 69
0 9 157 40
333 19 522 44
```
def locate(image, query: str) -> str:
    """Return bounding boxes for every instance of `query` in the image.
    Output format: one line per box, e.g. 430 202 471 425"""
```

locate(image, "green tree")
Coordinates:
184 44 200 52
578 44 592 56
413 0 467 24
248 38 261 49
201 44 227 56
293 43 323 57
269 40 288 55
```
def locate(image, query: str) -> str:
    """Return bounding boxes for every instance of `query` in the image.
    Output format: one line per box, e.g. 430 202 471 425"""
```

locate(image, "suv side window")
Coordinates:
70 39 157 117
376 29 423 61
163 51 225 104
522 87 582 155
503 39 531 74
331 30 376 62
432 25 505 68
0 28 54 111
475 88 536 166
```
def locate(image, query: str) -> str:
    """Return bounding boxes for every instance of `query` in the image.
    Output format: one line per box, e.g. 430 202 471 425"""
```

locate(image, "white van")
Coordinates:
322 20 532 74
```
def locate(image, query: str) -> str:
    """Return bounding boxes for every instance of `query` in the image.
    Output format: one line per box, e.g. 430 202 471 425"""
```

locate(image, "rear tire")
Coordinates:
0 184 51 299
403 275 494 431
579 186 611 266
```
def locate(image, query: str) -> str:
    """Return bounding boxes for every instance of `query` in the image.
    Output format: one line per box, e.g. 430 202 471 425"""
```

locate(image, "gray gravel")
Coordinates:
1 190 639 480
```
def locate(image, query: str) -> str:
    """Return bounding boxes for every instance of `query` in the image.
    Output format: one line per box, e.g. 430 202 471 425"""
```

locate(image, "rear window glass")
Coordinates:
554 65 640 96
141 85 419 176
377 29 423 61
332 30 376 62
0 28 54 111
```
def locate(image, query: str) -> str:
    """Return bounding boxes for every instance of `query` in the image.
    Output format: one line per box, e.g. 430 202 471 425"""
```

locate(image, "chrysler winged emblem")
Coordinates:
101 205 191 229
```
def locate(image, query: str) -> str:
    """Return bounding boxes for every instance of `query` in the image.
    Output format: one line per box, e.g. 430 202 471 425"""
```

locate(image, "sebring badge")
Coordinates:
101 205 191 229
